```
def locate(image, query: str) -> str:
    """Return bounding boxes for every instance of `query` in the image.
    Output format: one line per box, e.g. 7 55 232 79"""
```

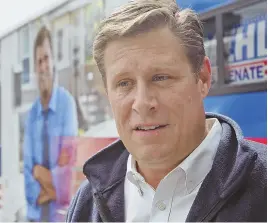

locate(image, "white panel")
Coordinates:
0 31 21 221
48 0 92 21
53 14 71 70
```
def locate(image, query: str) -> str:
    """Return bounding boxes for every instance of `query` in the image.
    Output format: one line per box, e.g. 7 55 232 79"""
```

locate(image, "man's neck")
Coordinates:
136 162 182 189
41 90 52 110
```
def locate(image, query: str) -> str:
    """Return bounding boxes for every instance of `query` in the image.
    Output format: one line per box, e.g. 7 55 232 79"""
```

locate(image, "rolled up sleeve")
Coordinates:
51 165 72 205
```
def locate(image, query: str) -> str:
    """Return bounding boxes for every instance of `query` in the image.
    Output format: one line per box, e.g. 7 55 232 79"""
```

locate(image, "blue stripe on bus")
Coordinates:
204 91 267 138
176 0 235 13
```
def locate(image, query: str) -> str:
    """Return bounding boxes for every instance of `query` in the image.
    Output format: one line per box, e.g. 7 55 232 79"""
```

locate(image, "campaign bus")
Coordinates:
178 0 267 144
84 0 267 144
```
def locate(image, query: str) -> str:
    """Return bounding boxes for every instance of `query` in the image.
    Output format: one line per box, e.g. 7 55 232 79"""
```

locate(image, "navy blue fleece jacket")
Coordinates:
66 113 267 222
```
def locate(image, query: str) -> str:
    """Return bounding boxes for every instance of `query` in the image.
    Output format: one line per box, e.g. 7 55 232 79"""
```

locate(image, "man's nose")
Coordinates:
40 60 48 73
132 83 158 116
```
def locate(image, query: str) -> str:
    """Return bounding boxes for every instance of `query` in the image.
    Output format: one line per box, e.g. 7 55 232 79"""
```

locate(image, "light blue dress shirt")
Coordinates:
23 86 78 221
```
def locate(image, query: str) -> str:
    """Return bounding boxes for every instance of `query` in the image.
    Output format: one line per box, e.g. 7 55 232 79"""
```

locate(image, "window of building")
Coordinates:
57 29 63 62
19 25 30 84
55 22 70 70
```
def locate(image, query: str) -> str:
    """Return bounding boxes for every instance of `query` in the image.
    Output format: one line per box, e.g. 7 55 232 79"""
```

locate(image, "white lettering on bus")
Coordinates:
257 20 266 57
229 64 265 82
227 18 267 63
235 23 255 61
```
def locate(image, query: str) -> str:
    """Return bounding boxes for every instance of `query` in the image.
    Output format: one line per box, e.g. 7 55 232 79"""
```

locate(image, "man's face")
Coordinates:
104 27 211 168
35 38 54 95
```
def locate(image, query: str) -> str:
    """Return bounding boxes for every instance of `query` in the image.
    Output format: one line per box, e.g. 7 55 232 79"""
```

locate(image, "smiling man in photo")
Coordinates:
23 26 78 222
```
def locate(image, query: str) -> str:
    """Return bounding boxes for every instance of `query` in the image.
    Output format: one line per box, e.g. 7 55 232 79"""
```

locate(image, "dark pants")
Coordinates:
28 203 50 222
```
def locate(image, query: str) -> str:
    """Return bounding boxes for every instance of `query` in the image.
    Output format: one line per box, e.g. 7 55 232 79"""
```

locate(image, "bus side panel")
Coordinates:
176 0 234 13
204 91 267 142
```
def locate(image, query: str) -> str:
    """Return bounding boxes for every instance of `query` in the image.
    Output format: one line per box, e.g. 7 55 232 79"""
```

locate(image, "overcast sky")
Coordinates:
0 0 66 37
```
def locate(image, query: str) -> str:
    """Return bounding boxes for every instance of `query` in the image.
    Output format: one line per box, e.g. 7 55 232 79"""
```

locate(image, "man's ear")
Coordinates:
198 56 211 98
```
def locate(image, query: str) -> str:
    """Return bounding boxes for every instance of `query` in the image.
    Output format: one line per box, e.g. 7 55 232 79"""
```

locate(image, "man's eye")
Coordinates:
152 75 169 81
117 80 130 88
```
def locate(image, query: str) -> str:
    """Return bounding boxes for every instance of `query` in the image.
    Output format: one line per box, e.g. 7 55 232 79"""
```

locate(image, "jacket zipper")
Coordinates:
200 197 229 222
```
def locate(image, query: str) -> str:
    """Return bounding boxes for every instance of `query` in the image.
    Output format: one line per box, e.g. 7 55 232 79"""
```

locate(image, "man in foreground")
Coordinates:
67 0 267 222
23 26 78 222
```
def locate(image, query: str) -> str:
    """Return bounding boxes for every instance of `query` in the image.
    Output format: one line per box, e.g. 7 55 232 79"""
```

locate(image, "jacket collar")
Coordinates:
186 113 257 222
83 112 257 222
83 140 128 222
84 139 128 193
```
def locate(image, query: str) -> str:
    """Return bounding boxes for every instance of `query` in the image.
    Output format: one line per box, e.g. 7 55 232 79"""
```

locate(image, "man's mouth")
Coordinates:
135 125 168 131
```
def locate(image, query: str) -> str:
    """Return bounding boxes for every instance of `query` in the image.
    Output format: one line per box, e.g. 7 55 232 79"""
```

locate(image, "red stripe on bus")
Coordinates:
246 138 267 145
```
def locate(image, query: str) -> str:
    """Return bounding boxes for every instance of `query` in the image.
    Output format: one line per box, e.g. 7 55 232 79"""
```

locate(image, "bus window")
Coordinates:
222 2 267 86
203 17 218 88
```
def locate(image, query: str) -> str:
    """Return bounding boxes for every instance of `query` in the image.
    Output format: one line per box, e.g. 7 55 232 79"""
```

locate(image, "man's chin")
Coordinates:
39 88 49 98
134 146 171 162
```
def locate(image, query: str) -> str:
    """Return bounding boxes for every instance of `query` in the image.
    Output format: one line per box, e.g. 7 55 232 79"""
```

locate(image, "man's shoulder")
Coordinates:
72 179 92 204
77 179 92 195
223 139 267 221
55 86 76 109
56 86 75 101
242 139 267 165
67 179 93 222
241 139 267 185
26 99 40 122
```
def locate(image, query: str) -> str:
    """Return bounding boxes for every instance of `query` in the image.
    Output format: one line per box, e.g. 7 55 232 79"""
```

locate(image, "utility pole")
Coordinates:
73 46 79 99
73 45 87 130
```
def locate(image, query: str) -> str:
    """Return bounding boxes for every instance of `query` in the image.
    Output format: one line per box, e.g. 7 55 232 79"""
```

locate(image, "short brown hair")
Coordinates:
93 0 205 84
34 26 53 61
